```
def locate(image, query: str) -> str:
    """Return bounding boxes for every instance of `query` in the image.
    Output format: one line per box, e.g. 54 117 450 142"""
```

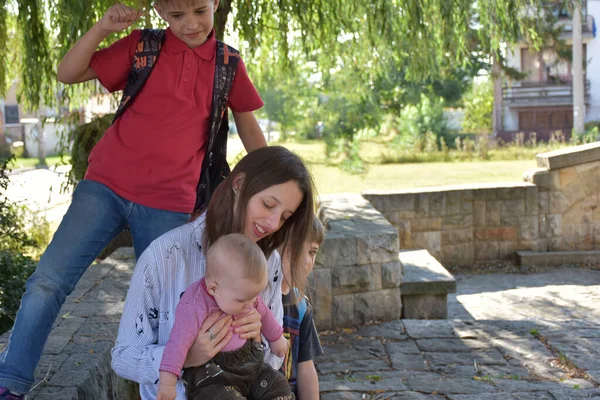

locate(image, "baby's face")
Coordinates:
212 276 264 316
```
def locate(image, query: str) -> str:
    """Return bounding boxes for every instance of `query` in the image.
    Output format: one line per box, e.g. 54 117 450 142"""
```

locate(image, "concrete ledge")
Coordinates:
537 142 600 170
400 250 456 295
518 250 600 268
399 250 456 320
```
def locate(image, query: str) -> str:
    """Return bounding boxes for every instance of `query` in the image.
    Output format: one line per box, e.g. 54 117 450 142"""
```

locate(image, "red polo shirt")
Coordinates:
87 29 263 213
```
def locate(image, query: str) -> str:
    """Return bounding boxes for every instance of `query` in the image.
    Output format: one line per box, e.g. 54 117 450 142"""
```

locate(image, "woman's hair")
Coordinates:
204 146 316 291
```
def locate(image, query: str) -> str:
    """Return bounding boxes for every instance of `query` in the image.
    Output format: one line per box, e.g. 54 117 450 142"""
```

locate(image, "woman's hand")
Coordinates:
183 312 232 368
231 307 262 341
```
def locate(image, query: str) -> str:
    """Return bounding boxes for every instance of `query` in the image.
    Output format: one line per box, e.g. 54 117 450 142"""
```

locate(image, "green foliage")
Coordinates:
462 78 494 134
0 156 49 334
395 94 448 151
66 114 113 189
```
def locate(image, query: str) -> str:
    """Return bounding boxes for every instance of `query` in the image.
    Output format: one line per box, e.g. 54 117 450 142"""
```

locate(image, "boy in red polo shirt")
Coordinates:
0 1 266 398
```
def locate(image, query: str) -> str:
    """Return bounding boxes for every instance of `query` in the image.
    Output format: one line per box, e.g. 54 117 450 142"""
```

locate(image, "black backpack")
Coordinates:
113 29 240 214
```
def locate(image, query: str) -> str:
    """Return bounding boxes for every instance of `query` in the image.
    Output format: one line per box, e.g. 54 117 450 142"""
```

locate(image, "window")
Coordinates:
521 45 587 84
4 105 19 124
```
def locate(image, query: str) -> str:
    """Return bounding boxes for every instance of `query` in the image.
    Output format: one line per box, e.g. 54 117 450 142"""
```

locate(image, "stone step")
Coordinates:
518 250 600 268
399 249 456 320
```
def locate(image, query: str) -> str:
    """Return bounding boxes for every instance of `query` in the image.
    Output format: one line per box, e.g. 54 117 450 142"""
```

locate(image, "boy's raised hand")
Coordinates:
98 4 142 33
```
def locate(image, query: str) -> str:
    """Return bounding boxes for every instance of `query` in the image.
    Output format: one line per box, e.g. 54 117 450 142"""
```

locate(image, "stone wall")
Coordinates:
526 142 600 252
310 194 403 331
363 142 600 267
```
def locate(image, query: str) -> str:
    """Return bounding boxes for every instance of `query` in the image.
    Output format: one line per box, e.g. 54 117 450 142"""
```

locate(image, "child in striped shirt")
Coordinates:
157 234 292 400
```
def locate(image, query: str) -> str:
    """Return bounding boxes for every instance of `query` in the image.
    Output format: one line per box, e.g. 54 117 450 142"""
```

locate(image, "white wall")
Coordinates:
24 122 71 158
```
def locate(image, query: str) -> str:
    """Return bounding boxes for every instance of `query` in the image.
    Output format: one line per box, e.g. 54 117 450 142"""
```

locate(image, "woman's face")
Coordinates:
243 180 303 242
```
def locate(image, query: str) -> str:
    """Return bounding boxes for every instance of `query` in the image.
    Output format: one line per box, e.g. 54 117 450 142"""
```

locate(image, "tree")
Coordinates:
1 0 546 111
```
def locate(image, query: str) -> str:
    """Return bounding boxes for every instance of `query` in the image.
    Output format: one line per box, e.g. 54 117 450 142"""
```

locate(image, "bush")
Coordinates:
0 156 49 334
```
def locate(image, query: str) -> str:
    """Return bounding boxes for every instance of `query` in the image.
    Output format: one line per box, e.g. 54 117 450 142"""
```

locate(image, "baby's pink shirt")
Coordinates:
159 278 283 378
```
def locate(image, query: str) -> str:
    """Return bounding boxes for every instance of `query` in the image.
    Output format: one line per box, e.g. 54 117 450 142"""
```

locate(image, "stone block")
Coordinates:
548 237 562 251
315 232 357 268
383 193 416 212
563 207 592 225
355 288 402 324
501 199 526 219
538 215 548 238
525 186 537 213
441 243 475 265
474 201 486 227
498 241 517 259
518 216 538 241
538 191 549 213
416 193 430 215
576 162 600 196
497 186 525 200
398 220 412 249
382 260 403 288
474 188 498 201
486 201 501 226
412 217 443 232
331 265 381 295
442 228 473 244
412 231 442 259
446 191 461 215
537 142 600 170
475 241 499 261
383 211 401 227
474 227 517 241
549 191 570 214
523 168 551 190
547 214 562 237
332 294 355 327
559 166 578 188
461 189 475 202
399 249 456 296
356 231 399 265
461 200 473 214
429 192 447 217
307 268 332 331
563 179 588 205
402 294 448 319
443 215 473 230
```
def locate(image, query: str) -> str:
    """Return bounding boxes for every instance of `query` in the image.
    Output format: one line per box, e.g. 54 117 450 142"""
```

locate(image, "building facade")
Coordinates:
501 1 599 141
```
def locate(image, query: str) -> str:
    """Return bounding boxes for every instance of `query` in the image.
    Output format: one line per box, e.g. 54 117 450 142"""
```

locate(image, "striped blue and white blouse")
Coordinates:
111 213 284 400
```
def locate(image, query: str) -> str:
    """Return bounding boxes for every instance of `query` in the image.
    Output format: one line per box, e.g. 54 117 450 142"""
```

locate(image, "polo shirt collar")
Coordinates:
164 28 216 60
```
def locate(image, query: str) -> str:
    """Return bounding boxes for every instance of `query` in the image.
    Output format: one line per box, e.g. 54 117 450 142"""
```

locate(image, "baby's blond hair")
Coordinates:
206 234 268 286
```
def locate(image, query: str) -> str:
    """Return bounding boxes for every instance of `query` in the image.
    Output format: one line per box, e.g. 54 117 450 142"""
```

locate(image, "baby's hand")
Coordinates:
156 381 177 400
270 335 289 358
98 4 142 33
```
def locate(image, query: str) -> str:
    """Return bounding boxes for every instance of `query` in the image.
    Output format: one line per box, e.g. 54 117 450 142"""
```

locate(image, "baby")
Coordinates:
157 234 292 400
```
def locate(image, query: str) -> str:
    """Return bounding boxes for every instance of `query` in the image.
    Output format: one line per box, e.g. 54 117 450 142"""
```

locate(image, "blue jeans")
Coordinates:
0 180 190 393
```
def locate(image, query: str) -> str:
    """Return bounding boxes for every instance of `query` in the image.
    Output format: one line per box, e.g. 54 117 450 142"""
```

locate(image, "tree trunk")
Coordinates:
37 125 47 167
572 0 586 134
214 0 232 41
492 52 503 136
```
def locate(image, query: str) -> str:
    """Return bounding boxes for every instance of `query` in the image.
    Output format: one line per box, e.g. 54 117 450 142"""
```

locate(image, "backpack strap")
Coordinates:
193 41 241 213
112 29 166 123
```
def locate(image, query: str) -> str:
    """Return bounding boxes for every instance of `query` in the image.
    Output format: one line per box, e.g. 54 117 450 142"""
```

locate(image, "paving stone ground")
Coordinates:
316 268 600 399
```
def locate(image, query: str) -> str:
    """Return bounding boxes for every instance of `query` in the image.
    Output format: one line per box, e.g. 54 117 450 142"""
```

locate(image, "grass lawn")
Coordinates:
11 156 70 169
308 160 537 194
227 138 539 195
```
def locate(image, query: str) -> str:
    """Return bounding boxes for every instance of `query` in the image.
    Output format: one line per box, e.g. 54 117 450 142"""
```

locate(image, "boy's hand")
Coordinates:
270 335 289 358
156 382 177 400
98 4 142 33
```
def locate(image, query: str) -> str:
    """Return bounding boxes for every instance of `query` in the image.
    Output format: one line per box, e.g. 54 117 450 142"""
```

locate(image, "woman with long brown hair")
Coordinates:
112 146 315 400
